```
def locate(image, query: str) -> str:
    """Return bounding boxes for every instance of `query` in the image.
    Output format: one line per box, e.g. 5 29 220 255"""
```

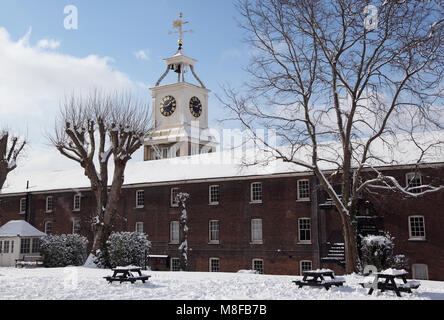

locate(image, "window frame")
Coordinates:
209 185 220 205
298 218 312 244
250 182 262 203
209 220 220 244
300 260 313 275
170 257 180 271
44 221 52 235
19 198 27 214
405 172 422 194
209 257 220 272
412 264 429 280
72 219 81 234
170 221 180 244
135 222 144 233
73 194 81 212
136 190 145 208
20 238 31 254
408 215 426 240
3 240 9 254
46 196 54 213
251 218 263 244
297 179 310 201
171 188 179 207
252 258 264 274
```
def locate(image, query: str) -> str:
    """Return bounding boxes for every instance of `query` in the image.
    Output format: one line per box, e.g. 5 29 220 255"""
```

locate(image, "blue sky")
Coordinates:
0 0 252 171
0 0 249 135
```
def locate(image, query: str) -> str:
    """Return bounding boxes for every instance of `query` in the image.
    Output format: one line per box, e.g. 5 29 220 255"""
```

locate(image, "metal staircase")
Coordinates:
321 243 346 267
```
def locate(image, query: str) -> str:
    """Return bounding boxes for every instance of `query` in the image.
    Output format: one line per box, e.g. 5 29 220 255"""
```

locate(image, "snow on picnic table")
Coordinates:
0 267 443 300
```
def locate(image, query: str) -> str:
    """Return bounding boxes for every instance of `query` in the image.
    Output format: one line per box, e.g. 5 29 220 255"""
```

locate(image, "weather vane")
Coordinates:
168 12 194 50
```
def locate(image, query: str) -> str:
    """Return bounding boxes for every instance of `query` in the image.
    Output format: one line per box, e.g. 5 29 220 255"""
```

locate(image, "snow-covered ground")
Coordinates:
0 267 443 300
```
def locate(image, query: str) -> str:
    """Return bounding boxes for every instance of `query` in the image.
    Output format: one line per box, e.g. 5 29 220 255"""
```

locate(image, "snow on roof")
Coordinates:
0 220 46 237
0 131 442 195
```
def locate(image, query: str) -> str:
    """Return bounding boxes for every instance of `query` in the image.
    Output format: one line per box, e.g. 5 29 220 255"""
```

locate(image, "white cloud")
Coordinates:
37 38 61 50
0 27 142 142
134 49 150 61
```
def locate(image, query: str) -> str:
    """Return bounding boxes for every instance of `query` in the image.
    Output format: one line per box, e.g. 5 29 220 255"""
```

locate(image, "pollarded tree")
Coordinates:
221 0 444 273
49 90 153 255
0 130 26 190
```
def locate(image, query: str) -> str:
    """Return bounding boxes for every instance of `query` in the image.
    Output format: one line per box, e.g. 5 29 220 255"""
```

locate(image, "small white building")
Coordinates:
0 220 46 267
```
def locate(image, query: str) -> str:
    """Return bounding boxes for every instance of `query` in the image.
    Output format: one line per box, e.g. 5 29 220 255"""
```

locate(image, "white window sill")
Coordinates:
135 206 144 209
296 198 311 202
18 212 25 215
73 209 81 212
249 201 262 204
208 241 220 245
45 211 53 214
408 238 426 242
169 242 180 245
209 202 219 206
298 241 312 245
250 241 263 245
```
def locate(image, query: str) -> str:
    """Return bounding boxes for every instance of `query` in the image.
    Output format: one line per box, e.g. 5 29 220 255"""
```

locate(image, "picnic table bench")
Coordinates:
104 266 151 284
15 256 44 268
293 269 345 290
360 269 420 297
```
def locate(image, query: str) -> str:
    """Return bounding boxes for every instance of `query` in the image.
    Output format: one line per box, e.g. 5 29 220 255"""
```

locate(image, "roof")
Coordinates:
0 131 443 196
0 220 46 237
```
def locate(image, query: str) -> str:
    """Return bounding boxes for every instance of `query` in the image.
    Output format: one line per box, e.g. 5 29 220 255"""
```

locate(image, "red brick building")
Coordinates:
0 159 443 280
0 47 443 280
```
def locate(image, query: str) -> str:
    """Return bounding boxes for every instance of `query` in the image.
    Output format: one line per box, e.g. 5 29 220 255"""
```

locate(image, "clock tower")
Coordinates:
144 13 217 161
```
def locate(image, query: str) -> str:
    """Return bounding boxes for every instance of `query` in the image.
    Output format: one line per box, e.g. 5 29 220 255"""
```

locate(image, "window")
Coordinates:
409 216 426 240
3 241 9 254
72 220 81 234
412 264 428 280
171 188 179 207
136 190 145 208
31 238 40 253
252 259 264 274
170 221 180 244
298 218 311 243
11 240 14 253
73 194 81 211
19 198 27 214
209 258 220 272
209 185 220 205
0 241 2 253
297 179 310 200
209 220 220 244
251 219 263 244
251 182 262 203
136 222 144 233
20 238 30 254
46 196 53 212
300 260 313 274
44 221 52 235
406 172 422 194
170 258 180 271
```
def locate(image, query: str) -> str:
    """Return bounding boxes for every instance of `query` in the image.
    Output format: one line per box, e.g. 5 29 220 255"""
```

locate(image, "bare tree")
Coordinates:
0 130 26 190
49 90 153 254
221 0 444 273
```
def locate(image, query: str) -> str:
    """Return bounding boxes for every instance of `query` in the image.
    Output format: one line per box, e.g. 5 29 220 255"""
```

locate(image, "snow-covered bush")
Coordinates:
360 232 395 271
94 232 151 268
40 234 89 267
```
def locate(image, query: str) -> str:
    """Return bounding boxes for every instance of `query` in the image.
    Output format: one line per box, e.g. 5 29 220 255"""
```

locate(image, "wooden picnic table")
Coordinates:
104 266 151 284
362 269 420 297
293 269 345 290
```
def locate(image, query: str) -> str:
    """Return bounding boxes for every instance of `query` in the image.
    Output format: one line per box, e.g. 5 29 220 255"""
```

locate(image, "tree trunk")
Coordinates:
341 214 359 274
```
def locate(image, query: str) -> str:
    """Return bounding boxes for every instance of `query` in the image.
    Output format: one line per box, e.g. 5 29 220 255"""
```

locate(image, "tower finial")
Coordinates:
169 12 194 50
